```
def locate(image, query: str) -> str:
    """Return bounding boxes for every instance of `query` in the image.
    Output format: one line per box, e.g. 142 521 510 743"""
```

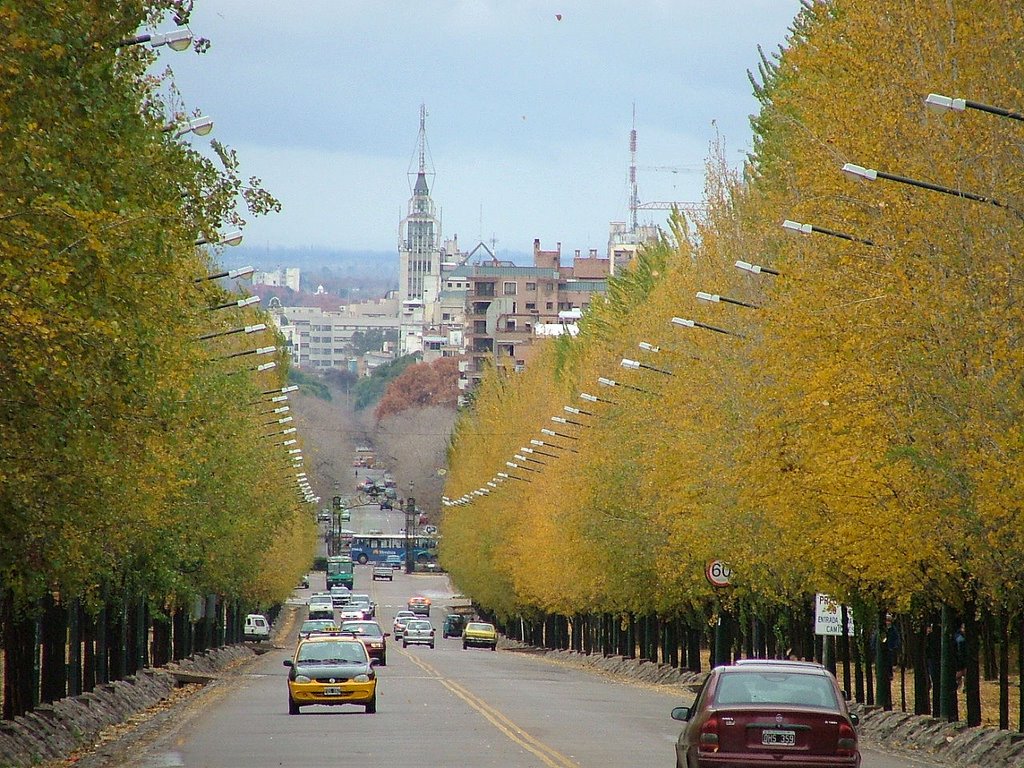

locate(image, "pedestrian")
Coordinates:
954 623 967 689
925 621 941 714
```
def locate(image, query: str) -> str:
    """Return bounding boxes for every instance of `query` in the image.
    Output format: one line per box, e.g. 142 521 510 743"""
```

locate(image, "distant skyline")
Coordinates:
167 2 801 257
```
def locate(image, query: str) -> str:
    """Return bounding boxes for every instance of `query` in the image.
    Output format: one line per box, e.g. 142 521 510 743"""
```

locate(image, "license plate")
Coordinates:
322 686 342 696
761 730 796 746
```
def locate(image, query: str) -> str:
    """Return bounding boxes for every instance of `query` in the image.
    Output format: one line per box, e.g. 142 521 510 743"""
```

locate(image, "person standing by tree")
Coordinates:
872 613 902 710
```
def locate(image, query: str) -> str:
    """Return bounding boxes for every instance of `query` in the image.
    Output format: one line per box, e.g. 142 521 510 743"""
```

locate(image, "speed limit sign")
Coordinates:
705 560 732 587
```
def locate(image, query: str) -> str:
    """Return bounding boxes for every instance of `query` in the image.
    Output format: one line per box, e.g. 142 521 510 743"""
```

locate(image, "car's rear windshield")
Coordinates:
715 671 837 708
297 641 366 663
341 622 382 637
466 623 494 631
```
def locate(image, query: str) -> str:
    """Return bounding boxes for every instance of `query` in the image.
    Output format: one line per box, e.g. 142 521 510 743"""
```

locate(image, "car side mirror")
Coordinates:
282 659 293 667
670 706 692 722
369 658 380 667
848 712 860 727
384 632 391 638
843 689 851 701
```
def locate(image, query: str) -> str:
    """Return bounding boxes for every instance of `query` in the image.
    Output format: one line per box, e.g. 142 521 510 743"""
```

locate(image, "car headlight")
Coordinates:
353 673 371 683
294 674 312 683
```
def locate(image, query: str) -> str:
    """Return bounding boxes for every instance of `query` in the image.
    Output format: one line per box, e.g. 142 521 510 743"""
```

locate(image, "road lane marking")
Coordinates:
403 651 580 768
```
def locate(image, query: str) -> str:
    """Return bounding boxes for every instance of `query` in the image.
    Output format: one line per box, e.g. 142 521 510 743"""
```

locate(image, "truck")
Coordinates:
326 555 354 590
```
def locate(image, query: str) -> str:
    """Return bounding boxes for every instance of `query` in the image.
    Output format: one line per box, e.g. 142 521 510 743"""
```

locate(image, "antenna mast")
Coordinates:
418 103 427 175
629 103 639 232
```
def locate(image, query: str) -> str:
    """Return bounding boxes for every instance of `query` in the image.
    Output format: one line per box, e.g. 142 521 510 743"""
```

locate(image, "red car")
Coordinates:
670 659 860 768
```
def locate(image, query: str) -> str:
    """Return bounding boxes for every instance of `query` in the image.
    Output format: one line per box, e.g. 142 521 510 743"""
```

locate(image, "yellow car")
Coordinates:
283 634 378 714
462 621 498 651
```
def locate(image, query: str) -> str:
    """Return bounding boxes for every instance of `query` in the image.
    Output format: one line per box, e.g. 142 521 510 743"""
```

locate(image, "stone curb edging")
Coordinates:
508 644 1024 768
0 645 256 768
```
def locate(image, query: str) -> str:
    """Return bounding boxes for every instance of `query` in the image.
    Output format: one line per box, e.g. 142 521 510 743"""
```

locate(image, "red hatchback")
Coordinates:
670 660 860 768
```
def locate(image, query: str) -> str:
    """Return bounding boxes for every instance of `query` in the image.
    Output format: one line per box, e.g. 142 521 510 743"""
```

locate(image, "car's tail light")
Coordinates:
836 722 857 757
698 716 720 753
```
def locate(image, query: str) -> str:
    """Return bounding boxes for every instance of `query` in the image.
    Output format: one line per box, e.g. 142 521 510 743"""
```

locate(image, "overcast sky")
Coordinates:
167 1 801 257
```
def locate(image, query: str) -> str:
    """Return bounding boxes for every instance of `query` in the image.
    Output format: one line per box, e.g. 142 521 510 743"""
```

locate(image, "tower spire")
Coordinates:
418 103 427 175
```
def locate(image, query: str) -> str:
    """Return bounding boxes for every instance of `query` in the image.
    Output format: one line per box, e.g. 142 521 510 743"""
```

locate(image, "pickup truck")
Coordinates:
371 564 393 581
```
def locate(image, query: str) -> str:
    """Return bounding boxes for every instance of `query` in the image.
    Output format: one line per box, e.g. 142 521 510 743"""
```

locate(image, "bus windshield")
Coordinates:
349 534 438 566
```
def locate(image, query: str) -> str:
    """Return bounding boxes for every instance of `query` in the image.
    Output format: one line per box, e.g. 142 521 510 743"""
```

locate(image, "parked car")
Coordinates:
317 510 332 522
670 659 860 768
407 596 431 616
402 619 435 649
339 620 389 665
392 610 417 638
296 575 310 589
283 634 377 714
372 564 393 581
243 613 270 642
462 622 498 651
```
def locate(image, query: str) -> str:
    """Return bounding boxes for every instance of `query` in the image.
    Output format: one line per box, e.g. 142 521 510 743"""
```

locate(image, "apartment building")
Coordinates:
267 301 400 371
456 239 608 388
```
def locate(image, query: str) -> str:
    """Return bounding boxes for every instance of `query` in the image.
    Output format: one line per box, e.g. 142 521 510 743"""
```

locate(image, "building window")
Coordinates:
546 302 554 311
526 302 536 312
506 319 517 331
525 282 536 291
503 281 517 296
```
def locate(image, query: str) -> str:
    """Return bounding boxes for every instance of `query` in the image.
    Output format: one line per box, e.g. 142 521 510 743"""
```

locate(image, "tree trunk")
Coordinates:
39 594 67 703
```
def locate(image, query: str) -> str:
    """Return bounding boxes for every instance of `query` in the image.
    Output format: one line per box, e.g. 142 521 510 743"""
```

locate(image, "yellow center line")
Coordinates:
403 650 581 768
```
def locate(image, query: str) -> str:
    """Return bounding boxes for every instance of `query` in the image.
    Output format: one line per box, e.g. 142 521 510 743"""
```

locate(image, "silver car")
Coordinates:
402 619 435 649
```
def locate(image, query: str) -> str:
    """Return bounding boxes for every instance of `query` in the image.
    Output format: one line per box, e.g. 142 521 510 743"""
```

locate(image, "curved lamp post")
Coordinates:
925 93 1024 123
597 376 652 395
671 317 745 339
696 291 761 309
194 265 252 283
781 219 876 247
620 357 673 376
198 322 266 341
208 295 260 312
165 116 214 138
735 260 780 276
580 391 618 406
534 435 579 454
195 230 244 248
841 162 1024 222
118 28 192 50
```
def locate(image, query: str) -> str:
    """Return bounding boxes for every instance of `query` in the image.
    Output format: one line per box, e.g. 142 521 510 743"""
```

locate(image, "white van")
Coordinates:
243 613 270 641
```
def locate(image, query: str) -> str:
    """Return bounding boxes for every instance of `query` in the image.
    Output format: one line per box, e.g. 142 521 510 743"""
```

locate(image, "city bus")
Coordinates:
349 533 439 565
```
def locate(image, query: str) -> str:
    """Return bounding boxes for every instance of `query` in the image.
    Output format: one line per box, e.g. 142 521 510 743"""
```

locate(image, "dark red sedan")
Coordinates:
670 659 860 768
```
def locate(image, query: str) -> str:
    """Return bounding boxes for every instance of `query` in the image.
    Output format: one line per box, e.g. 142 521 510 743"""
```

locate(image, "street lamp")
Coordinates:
638 341 661 353
841 162 1023 221
514 452 546 466
195 230 245 248
263 416 293 427
216 345 276 360
198 323 266 341
696 291 761 309
580 391 618 406
551 415 588 429
165 116 214 138
563 405 594 417
118 28 193 50
671 317 745 339
540 427 578 442
522 444 558 459
497 471 530 483
781 219 876 247
735 260 780 276
506 460 539 473
208 295 260 311
925 92 1024 122
193 264 253 283
263 385 299 396
227 360 276 375
620 357 673 376
534 435 579 454
597 376 652 395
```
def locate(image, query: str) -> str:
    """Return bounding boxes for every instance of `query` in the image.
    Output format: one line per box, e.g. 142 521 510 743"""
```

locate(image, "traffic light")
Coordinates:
332 495 342 509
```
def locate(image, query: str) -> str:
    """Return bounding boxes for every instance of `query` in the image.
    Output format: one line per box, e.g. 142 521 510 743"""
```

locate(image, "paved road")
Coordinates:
107 569 948 768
